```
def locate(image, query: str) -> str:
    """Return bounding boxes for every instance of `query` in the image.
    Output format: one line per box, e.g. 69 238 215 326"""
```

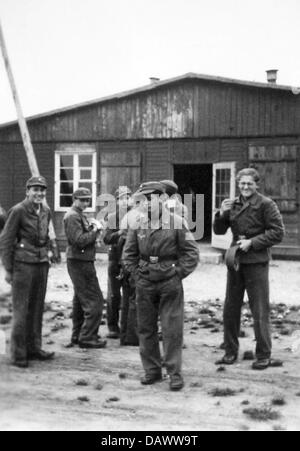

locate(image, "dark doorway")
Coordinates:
174 164 213 240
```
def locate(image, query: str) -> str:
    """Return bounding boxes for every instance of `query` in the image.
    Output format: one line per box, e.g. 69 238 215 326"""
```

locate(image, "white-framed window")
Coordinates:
212 162 236 212
211 162 236 250
55 146 97 212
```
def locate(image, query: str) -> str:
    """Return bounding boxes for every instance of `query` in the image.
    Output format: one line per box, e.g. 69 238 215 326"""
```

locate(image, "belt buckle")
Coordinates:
149 256 159 264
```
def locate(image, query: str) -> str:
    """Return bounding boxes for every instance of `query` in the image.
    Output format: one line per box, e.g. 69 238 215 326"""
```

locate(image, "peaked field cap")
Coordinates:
134 181 165 196
73 187 92 199
115 186 132 199
160 179 178 195
26 176 47 189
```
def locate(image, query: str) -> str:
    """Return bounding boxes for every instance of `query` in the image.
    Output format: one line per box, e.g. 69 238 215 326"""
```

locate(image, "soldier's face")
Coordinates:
26 186 47 205
74 198 91 211
142 194 162 218
238 176 258 199
118 194 131 209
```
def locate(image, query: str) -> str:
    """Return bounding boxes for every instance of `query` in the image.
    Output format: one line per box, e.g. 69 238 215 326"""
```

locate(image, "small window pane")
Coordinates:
60 195 73 207
79 154 93 167
60 155 74 167
79 182 92 192
60 168 74 181
216 170 222 182
60 182 74 195
80 169 92 180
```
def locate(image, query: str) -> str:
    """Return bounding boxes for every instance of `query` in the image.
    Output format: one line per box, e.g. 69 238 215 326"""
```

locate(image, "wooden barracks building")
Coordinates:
0 72 300 257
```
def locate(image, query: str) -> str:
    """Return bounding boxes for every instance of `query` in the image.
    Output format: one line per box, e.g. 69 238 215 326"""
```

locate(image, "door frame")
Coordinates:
211 162 236 249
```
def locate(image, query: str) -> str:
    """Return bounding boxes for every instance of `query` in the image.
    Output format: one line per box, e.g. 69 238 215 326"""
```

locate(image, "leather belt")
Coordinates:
225 245 241 271
140 255 177 264
19 239 47 249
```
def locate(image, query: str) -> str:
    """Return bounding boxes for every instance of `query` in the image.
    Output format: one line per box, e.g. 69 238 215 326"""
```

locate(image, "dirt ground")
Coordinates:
1 256 300 431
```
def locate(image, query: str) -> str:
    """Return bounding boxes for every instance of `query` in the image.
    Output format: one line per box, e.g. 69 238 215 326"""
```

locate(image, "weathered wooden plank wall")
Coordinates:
248 141 300 246
143 141 172 181
0 142 55 211
1 80 299 143
99 142 141 194
0 143 14 209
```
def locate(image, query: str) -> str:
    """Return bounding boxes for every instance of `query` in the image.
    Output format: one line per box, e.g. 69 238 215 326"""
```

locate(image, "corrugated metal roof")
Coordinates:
1 72 299 128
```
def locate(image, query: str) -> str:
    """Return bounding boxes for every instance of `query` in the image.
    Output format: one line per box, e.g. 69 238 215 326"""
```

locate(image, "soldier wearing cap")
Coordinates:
160 180 188 221
64 188 106 349
0 176 54 368
214 168 284 370
102 186 139 345
122 181 199 391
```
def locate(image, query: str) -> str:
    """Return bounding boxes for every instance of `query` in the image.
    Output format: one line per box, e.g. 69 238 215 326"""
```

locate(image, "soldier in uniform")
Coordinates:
214 168 284 370
122 182 199 390
102 186 134 341
0 176 54 368
64 188 106 349
117 198 145 347
160 180 188 221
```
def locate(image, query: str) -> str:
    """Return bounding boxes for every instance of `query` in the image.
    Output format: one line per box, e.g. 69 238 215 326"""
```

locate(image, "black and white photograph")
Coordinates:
0 0 300 433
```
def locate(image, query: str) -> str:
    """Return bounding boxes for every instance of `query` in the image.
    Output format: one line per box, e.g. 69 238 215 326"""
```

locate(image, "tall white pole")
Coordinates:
0 21 39 176
0 21 58 246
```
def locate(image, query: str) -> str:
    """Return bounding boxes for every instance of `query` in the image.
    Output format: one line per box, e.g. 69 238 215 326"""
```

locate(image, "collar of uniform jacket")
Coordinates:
23 198 47 215
231 192 262 217
72 205 86 216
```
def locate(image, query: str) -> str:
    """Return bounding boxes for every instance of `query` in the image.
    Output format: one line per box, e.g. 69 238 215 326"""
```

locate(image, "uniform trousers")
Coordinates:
67 260 104 344
11 261 49 364
224 263 271 360
136 275 184 377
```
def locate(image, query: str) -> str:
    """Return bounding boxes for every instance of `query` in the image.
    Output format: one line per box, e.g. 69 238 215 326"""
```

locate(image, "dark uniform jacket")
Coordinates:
0 199 51 272
213 192 284 264
64 206 98 261
122 211 199 282
103 208 129 262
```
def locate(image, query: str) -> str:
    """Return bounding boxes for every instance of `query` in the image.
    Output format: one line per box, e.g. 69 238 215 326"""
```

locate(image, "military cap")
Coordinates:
26 176 47 189
73 187 92 199
115 186 132 199
160 179 178 196
134 181 164 196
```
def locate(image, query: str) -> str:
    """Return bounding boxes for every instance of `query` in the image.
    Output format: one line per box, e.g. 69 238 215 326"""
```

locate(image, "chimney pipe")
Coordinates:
149 77 160 84
266 69 278 84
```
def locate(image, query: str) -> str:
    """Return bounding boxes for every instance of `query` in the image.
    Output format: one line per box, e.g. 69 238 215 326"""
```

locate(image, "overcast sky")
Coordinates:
0 0 300 125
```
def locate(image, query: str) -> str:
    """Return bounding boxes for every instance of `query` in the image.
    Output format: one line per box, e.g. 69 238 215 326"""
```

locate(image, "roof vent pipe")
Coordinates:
149 77 160 84
266 69 278 84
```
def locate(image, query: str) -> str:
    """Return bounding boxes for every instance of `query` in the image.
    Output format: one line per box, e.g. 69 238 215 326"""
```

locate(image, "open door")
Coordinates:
211 162 236 250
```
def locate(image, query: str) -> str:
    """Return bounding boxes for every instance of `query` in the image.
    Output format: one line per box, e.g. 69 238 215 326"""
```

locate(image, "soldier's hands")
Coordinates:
49 239 61 264
220 199 235 216
90 218 103 232
5 271 13 285
237 239 252 253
